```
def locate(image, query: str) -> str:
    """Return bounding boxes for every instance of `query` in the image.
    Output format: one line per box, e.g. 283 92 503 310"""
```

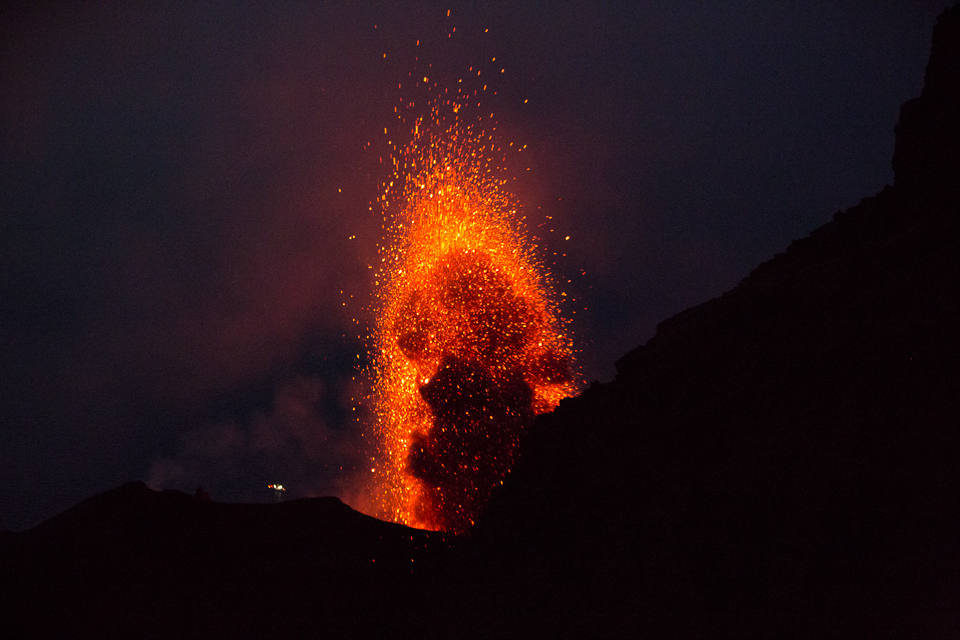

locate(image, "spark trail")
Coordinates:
370 98 576 533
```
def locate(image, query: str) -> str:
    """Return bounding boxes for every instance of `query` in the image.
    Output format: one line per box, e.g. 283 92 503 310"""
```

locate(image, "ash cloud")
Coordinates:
410 357 535 532
0 3 386 527
392 250 573 532
148 374 371 509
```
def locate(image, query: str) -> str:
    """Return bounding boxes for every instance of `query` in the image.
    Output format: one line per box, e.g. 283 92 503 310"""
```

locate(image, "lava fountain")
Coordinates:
371 111 576 533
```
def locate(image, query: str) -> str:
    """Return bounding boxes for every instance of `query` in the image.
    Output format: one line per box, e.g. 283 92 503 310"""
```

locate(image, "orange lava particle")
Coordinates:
370 112 576 533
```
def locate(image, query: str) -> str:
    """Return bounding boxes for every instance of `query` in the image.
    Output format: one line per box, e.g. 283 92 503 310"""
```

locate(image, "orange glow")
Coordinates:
370 106 576 533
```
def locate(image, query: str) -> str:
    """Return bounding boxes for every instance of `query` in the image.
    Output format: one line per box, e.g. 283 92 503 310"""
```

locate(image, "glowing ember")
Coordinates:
370 109 577 533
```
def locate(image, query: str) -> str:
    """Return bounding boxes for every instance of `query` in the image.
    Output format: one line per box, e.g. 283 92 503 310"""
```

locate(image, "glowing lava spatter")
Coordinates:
370 107 576 533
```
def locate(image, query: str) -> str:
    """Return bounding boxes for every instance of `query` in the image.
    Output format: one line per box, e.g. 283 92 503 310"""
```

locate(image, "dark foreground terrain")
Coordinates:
1 482 451 637
4 4 959 638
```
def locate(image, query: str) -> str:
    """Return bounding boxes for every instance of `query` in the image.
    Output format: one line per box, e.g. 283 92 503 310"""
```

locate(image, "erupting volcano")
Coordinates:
370 112 577 533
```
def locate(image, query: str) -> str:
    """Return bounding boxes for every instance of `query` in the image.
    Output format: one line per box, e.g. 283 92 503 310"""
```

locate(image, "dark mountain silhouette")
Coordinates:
433 5 960 637
1 481 451 637
3 4 959 638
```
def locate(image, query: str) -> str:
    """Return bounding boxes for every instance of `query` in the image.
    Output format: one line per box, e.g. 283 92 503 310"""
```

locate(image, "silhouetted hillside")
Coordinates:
433 4 960 638
1 481 451 638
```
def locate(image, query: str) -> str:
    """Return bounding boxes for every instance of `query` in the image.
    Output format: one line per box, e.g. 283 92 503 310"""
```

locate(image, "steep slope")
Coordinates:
436 5 960 638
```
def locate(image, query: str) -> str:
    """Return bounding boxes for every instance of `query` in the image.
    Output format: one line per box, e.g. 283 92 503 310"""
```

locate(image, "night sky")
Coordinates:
1 1 948 531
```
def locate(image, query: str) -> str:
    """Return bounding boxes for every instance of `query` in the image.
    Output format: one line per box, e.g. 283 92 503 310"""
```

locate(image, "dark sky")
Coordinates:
0 1 948 530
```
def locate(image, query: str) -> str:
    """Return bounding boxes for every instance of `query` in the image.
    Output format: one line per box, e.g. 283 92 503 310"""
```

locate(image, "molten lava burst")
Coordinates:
372 122 576 533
